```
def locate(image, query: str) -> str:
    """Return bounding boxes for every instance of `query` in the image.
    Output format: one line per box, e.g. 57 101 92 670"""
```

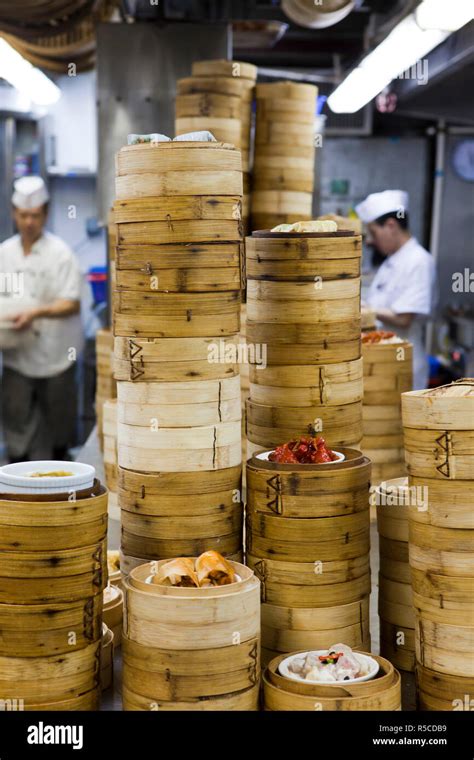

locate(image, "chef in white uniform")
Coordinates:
0 176 84 462
356 190 437 390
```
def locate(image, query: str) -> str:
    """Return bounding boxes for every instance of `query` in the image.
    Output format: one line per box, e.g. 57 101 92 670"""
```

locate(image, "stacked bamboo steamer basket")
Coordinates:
95 328 116 446
252 81 317 230
245 229 363 455
122 560 260 710
0 480 108 709
113 140 244 570
362 335 413 483
246 448 371 665
176 59 256 231
401 380 474 710
263 651 401 710
375 478 415 673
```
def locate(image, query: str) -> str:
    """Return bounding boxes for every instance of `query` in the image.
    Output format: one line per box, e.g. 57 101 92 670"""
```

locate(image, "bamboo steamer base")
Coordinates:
263 653 400 711
416 662 474 711
379 619 415 673
122 682 259 711
415 618 474 677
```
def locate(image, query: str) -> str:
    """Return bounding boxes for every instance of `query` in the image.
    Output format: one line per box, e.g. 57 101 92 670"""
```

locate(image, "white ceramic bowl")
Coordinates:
0 461 95 495
256 449 345 464
278 650 379 684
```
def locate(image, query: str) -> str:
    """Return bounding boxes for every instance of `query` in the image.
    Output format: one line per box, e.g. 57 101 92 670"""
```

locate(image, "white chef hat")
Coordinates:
12 176 50 210
355 190 409 224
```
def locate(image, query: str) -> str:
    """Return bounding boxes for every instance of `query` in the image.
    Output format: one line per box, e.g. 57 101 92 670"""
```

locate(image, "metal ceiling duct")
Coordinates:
281 0 356 29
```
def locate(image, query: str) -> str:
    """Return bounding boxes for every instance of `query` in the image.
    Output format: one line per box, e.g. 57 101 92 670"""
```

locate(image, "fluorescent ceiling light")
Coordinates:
415 0 474 32
328 0 474 114
0 37 60 106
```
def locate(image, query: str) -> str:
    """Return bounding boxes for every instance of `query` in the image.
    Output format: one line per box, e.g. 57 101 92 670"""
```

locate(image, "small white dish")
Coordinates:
278 650 379 684
256 450 345 464
0 461 95 495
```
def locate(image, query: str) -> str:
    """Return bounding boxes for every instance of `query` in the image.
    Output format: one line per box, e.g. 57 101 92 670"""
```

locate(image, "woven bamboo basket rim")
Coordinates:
266 651 396 698
251 230 356 238
247 447 369 473
0 478 104 503
127 559 256 597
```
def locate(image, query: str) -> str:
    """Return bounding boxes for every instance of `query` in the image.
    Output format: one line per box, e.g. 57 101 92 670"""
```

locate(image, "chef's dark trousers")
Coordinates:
1 364 77 462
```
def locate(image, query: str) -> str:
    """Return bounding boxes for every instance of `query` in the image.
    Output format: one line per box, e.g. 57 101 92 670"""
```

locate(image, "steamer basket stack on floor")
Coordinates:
362 336 413 484
251 82 317 231
402 380 474 710
112 140 244 575
245 229 364 456
375 478 415 673
122 559 260 710
246 448 371 666
0 481 108 710
176 60 256 232
263 651 401 711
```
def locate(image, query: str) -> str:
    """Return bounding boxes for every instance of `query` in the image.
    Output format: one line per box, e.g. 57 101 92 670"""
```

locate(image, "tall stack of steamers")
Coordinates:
402 381 474 711
112 140 244 574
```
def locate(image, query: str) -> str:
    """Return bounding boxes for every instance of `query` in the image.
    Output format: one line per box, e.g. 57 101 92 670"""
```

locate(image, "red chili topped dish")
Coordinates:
268 435 339 464
361 330 396 344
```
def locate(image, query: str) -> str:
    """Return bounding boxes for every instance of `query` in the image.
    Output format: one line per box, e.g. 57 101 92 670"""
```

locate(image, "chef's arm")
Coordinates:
375 308 414 329
11 299 80 330
31 298 80 319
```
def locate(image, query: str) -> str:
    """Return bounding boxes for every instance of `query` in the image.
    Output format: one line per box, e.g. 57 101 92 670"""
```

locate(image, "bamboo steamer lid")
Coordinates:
402 378 474 429
191 59 257 80
263 652 401 711
0 595 102 657
0 539 107 604
123 560 259 650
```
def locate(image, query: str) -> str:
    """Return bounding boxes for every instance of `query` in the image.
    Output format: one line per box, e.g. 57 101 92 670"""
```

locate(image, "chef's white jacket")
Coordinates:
367 237 437 390
0 231 84 378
